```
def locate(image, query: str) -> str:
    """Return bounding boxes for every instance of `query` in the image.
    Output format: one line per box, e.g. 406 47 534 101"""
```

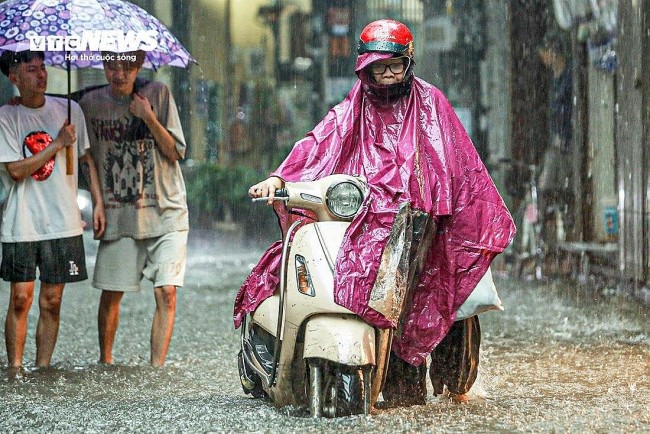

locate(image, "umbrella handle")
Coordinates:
66 144 74 175
66 59 73 175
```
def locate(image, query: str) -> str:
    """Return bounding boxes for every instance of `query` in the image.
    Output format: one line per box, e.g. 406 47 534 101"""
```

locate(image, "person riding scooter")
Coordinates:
236 19 515 405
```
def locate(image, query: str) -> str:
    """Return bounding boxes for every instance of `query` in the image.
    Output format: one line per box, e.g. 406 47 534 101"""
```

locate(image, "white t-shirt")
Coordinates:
0 96 89 242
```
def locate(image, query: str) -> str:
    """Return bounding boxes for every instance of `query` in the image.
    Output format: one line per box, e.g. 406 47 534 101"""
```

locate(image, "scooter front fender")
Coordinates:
303 315 376 366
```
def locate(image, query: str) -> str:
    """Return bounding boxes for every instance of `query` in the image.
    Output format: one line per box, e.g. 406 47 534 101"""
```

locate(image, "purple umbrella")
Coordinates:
0 0 196 173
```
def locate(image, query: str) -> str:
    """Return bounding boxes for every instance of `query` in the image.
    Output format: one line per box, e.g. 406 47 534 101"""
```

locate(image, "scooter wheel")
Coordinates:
321 363 364 417
334 368 364 416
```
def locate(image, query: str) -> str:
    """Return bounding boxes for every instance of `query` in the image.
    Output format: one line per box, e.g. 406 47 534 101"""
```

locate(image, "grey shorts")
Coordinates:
1 235 87 283
92 230 188 292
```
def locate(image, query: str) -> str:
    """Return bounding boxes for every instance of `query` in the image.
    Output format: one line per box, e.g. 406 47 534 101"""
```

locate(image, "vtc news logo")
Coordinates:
28 29 158 52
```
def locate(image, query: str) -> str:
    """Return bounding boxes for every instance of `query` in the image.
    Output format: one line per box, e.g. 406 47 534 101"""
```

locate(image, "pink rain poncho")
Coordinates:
234 52 516 365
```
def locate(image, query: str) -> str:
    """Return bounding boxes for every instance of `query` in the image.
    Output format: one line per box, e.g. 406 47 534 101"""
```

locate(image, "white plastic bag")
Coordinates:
455 267 504 320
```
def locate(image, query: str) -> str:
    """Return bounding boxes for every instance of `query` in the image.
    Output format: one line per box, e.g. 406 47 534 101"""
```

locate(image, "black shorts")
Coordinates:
1 235 88 283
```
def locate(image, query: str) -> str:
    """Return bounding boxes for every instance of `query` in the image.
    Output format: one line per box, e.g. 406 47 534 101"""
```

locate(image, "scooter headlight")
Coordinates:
326 181 364 219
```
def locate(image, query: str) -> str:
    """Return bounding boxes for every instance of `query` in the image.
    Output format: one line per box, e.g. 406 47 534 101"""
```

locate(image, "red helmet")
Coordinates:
357 19 414 58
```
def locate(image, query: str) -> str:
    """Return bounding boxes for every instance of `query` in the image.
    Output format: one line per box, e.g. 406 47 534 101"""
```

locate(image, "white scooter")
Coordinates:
238 174 415 417
237 174 502 417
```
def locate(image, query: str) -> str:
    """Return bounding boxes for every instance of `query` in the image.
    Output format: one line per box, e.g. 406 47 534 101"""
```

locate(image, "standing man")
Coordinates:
537 28 573 270
79 51 189 367
0 51 105 373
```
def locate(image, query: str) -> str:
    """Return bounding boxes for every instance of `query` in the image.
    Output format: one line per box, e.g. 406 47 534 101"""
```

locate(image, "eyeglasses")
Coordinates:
369 59 408 75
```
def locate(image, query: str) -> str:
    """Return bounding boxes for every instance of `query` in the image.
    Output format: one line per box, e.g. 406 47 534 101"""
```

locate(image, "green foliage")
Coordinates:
184 163 257 222
183 163 279 244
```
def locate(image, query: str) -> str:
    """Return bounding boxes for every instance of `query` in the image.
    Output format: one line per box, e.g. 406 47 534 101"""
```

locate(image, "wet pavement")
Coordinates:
0 230 648 433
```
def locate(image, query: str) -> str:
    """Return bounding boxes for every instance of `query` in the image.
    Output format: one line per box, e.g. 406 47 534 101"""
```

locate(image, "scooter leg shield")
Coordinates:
303 315 376 366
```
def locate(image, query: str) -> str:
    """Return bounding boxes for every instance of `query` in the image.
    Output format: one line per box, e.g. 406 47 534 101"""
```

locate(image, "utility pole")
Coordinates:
222 0 233 166
168 0 193 159
258 1 284 82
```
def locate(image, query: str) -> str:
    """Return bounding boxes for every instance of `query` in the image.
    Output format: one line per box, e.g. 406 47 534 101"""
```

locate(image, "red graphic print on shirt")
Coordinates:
23 131 55 181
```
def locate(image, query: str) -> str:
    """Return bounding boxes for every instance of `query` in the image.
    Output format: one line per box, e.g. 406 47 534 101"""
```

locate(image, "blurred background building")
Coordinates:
0 0 647 296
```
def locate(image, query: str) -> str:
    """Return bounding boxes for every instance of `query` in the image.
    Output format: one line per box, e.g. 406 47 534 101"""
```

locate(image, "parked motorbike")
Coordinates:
238 174 407 417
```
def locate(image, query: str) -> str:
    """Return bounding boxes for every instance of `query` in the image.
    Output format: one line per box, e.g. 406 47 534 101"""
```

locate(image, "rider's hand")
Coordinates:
249 176 283 205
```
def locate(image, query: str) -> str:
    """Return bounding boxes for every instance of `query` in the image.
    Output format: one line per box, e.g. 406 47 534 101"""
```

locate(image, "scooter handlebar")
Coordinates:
251 188 289 202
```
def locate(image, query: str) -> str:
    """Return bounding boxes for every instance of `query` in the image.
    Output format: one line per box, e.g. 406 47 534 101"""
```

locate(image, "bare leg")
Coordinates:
98 290 124 364
5 282 35 368
150 285 176 367
35 282 65 367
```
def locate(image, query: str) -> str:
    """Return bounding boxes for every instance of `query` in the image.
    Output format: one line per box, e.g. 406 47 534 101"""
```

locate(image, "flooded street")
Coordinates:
0 231 648 433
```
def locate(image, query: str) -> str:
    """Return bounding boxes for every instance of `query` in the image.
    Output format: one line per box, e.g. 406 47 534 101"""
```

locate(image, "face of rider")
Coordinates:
368 57 408 85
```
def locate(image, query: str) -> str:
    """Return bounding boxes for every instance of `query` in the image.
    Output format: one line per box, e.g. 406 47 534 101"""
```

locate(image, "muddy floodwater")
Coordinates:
0 231 648 433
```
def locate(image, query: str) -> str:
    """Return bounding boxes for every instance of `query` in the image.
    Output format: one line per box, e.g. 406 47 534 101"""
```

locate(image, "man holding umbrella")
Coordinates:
0 0 194 369
79 50 189 367
0 50 105 373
